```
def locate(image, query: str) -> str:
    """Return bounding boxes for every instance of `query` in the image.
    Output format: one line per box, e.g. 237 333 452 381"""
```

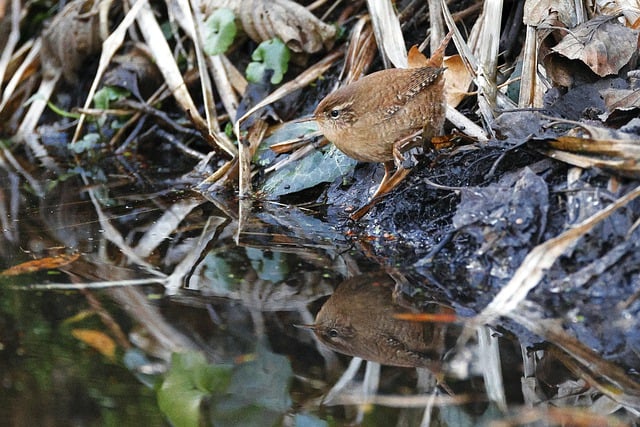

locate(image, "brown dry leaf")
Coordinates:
443 55 472 108
600 87 640 122
551 15 639 77
601 87 640 110
523 0 578 28
102 46 162 101
407 45 428 68
71 329 117 360
595 0 640 27
201 0 336 53
0 253 80 276
41 0 107 82
408 38 469 108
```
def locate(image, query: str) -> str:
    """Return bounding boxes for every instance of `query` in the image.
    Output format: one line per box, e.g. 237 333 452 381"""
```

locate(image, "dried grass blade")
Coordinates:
518 25 542 107
510 311 640 409
366 0 407 68
0 39 35 113
0 0 21 87
136 1 236 157
446 105 487 141
209 54 239 121
71 0 147 144
188 0 224 142
475 0 504 130
441 0 477 73
341 16 377 84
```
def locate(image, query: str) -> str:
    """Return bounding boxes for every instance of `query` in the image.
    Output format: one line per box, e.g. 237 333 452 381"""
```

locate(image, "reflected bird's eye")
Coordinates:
328 328 339 338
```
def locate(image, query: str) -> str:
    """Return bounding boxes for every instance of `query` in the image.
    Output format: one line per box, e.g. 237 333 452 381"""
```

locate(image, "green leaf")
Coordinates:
225 344 292 412
203 8 237 55
69 133 100 154
245 247 289 282
246 39 290 84
261 145 357 196
157 351 232 427
93 86 130 110
211 344 293 427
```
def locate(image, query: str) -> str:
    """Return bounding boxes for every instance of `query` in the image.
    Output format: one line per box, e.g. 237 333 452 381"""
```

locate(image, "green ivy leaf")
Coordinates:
203 8 237 55
261 144 357 197
246 39 290 84
69 133 100 154
93 86 130 110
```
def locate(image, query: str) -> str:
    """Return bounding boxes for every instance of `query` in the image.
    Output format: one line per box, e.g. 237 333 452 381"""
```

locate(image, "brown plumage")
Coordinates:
314 34 451 219
314 66 445 163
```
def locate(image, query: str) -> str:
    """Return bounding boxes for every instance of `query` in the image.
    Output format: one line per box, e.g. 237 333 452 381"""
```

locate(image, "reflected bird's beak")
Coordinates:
293 323 317 331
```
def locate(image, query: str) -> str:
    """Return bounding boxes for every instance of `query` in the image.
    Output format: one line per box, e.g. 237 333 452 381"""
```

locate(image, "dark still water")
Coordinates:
1 166 639 427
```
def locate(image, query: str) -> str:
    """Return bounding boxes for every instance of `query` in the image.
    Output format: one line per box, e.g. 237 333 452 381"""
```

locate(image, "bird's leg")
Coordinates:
371 161 396 200
349 162 395 220
349 138 414 221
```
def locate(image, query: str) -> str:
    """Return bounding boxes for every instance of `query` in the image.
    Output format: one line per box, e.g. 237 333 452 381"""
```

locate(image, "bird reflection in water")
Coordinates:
302 272 459 370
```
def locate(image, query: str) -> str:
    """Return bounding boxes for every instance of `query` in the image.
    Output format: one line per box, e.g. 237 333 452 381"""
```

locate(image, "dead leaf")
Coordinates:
601 87 640 110
71 328 117 360
599 87 640 122
407 45 428 68
102 46 162 101
201 0 336 53
550 15 639 77
0 253 80 276
443 55 473 108
595 0 640 27
523 0 578 28
41 0 108 82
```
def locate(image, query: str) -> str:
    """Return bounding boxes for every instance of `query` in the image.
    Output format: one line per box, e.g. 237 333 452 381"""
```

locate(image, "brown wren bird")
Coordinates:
314 34 450 220
301 272 451 369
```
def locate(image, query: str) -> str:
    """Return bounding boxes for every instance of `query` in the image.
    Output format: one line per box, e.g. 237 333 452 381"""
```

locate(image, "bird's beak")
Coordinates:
293 115 315 123
293 323 317 331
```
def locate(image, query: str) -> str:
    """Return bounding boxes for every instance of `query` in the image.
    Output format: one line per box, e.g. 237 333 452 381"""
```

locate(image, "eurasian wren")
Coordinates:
314 36 450 220
305 272 450 369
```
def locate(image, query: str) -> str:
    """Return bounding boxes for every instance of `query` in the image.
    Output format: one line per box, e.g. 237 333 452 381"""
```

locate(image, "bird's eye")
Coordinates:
329 109 340 119
328 328 339 338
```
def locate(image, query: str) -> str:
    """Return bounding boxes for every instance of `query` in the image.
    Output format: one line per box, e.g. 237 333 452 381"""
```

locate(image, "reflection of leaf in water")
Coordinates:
158 351 232 427
157 346 293 427
158 352 232 426
295 413 329 427
245 247 289 283
212 343 292 427
261 145 357 197
202 251 244 293
71 328 116 361
1 252 80 276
